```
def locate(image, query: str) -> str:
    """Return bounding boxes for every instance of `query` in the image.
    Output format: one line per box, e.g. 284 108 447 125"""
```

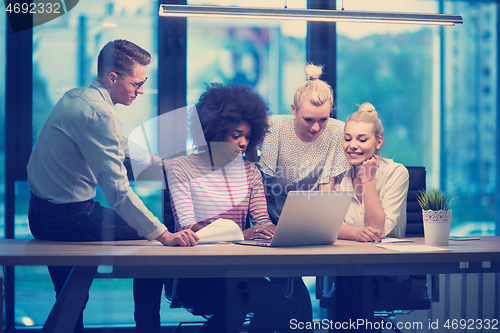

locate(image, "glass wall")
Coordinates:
442 1 497 236
3 0 498 330
0 9 5 239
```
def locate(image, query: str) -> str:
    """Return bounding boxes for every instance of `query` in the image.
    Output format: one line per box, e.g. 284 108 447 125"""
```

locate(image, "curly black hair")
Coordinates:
191 83 269 150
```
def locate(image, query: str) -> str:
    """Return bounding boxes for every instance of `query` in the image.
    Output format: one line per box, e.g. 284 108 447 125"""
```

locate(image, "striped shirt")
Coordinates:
167 153 272 231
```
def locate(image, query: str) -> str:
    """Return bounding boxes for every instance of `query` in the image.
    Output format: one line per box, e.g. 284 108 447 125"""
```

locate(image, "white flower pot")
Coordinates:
422 209 452 246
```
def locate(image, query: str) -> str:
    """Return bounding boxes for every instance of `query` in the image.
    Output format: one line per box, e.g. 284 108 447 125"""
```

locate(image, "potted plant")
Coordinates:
416 189 456 245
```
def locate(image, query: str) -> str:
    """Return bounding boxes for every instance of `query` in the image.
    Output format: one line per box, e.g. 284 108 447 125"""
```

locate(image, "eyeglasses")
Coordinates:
114 72 147 89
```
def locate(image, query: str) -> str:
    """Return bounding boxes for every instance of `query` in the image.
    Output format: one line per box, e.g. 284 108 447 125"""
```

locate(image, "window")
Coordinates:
187 0 307 115
442 1 497 235
4 0 498 330
336 0 440 183
336 0 497 236
0 9 5 239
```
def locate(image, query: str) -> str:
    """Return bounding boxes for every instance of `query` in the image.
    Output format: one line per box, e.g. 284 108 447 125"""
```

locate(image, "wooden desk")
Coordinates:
1 237 499 332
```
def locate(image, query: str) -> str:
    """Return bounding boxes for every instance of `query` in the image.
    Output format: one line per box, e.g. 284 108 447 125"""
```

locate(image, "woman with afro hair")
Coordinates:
163 82 289 333
169 82 275 236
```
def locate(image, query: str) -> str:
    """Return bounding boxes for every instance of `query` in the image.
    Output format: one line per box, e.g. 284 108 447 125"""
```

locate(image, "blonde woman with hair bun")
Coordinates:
337 101 408 241
256 64 350 331
323 102 411 333
259 64 349 220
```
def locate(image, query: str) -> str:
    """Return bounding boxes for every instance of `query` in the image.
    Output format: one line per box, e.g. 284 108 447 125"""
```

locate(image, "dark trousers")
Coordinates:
28 193 162 333
270 277 313 333
166 277 292 333
328 276 413 333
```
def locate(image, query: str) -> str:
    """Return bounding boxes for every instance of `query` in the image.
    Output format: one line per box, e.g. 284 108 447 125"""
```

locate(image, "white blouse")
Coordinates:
336 158 409 238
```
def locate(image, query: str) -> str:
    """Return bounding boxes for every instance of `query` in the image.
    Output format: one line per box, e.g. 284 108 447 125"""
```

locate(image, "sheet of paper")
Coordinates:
449 236 480 241
381 237 414 243
376 244 451 252
196 218 244 244
195 242 235 246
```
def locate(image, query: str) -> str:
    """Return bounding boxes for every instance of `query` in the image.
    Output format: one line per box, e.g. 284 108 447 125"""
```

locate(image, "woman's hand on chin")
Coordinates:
357 155 380 181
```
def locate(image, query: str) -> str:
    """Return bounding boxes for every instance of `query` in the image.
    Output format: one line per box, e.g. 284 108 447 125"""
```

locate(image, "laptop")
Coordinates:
235 190 353 247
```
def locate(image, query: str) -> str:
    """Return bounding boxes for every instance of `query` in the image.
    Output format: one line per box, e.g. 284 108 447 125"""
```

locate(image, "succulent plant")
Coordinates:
417 189 456 211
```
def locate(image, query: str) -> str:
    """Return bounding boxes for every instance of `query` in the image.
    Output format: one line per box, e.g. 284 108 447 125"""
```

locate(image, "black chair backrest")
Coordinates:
405 166 426 237
162 165 177 233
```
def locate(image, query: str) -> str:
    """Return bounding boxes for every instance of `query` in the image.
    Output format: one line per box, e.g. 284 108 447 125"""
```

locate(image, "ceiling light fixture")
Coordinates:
159 5 463 26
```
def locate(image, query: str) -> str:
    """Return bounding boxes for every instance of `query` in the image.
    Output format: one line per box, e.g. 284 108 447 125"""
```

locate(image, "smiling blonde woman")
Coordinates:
325 102 411 333
336 102 409 242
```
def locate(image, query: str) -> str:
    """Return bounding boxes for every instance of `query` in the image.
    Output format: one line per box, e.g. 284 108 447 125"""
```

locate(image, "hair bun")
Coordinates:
358 102 377 114
305 64 323 81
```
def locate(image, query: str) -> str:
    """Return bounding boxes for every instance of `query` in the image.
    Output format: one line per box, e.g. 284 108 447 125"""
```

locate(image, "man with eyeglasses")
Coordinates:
27 39 198 333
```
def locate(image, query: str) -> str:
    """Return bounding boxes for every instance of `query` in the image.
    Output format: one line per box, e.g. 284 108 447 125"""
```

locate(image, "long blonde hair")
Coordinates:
293 64 334 111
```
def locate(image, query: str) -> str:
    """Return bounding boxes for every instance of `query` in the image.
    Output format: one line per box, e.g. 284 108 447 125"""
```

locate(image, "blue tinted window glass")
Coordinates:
32 0 159 142
0 10 5 238
336 0 439 182
187 0 307 115
336 0 497 236
443 1 497 236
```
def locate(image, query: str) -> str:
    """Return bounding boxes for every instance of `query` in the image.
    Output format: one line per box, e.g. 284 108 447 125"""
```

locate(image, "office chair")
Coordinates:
161 163 177 235
317 166 436 333
405 166 426 237
160 164 210 333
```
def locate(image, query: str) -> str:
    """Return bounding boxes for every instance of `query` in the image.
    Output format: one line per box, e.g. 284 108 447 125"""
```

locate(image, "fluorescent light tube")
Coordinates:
159 5 463 26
